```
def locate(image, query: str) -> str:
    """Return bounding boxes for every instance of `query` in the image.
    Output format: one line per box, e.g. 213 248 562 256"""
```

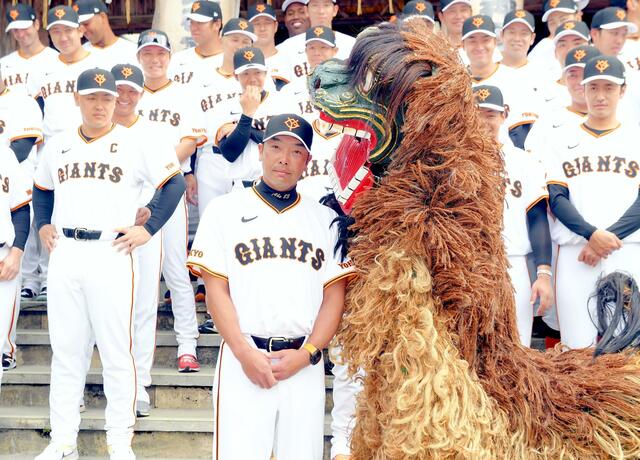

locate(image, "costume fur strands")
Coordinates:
335 21 640 459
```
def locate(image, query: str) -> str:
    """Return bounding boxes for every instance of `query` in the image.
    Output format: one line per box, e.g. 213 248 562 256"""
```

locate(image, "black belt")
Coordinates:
62 227 102 240
251 336 305 352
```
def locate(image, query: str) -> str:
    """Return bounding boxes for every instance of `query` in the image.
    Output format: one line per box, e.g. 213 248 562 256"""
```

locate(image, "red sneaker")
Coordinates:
177 354 200 373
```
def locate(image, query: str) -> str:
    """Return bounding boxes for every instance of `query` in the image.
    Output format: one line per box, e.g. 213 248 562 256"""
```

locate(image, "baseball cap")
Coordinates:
402 1 435 23
76 68 118 96
248 3 277 22
502 9 535 33
233 46 267 74
462 15 496 40
305 26 336 47
187 1 222 23
46 5 80 30
581 55 626 85
552 20 590 45
282 0 305 11
111 64 144 92
440 0 472 13
591 7 638 34
473 85 505 112
222 18 257 42
263 114 313 152
5 3 36 32
563 45 600 71
74 0 108 23
137 29 171 52
542 0 577 22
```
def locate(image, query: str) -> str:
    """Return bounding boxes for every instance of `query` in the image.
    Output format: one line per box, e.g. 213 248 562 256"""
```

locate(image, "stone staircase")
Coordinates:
0 290 335 459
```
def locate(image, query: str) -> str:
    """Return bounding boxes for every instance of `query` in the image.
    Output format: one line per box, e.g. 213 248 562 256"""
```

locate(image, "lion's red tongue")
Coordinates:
330 135 374 214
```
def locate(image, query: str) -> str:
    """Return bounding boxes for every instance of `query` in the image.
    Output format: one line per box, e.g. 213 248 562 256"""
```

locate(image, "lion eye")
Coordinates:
314 77 321 90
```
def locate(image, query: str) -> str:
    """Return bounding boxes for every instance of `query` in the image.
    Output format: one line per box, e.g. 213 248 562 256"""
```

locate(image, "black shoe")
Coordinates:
2 353 16 370
198 317 217 334
21 288 36 299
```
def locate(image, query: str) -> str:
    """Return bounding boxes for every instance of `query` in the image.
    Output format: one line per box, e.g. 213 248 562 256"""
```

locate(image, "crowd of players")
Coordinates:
0 0 638 458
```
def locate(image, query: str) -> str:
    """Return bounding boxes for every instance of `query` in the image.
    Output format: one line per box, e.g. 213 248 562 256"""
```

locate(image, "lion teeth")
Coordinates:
325 123 371 140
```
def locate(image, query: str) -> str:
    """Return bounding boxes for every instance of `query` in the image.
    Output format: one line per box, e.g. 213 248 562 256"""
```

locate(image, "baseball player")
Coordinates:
248 3 292 89
621 0 640 72
437 0 472 49
33 68 185 460
187 113 355 460
474 85 553 346
0 148 31 393
1 3 59 96
546 55 640 349
401 0 437 30
500 10 537 72
169 1 224 86
75 0 137 70
135 29 206 371
282 0 310 38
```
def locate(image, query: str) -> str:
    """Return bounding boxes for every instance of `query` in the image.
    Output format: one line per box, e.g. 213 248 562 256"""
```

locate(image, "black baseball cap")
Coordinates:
563 45 600 71
263 114 313 153
74 0 108 23
502 9 535 33
137 29 171 52
234 46 267 74
582 55 626 85
591 7 638 34
77 68 117 96
47 5 80 30
553 20 589 45
462 15 496 40
440 0 472 12
111 64 144 92
542 0 577 22
248 3 277 22
5 3 36 32
222 18 257 42
402 1 435 23
305 26 336 47
187 1 222 23
473 85 505 112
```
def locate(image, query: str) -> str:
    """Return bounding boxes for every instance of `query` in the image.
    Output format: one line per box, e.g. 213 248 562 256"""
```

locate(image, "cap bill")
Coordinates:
234 63 268 74
263 131 311 153
5 20 33 32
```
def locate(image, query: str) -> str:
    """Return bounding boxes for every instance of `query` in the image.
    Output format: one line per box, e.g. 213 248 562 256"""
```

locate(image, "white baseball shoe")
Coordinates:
108 445 136 460
34 443 79 460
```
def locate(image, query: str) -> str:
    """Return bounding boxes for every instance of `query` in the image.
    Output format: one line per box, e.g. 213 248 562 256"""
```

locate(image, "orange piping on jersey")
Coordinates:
124 116 140 128
251 184 301 214
156 169 181 190
547 180 568 188
18 46 49 60
313 119 340 140
0 88 9 97
10 133 44 144
5 293 17 357
34 183 52 192
195 48 222 59
77 123 117 144
187 262 229 281
508 120 536 130
580 122 621 138
183 197 189 256
324 271 358 289
180 134 208 148
58 50 91 65
90 37 120 49
215 68 234 79
273 75 290 84
127 253 138 420
215 122 237 145
215 341 226 460
565 106 587 117
526 194 549 213
471 63 500 83
11 198 32 212
144 80 173 94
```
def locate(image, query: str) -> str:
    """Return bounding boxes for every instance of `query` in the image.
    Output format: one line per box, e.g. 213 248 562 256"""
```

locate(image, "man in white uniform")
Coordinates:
187 113 355 460
500 10 540 89
281 0 310 39
402 0 436 30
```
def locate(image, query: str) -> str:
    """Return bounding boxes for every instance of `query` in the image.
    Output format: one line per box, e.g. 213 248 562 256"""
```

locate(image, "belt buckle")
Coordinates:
73 227 88 240
267 337 287 352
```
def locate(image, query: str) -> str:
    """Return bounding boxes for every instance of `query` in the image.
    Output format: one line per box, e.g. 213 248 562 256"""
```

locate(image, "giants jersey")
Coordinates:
546 123 640 245
27 53 99 140
197 69 241 117
525 106 585 160
527 37 562 82
83 38 137 70
187 186 356 337
136 81 207 171
0 88 43 147
502 143 548 257
0 46 59 97
266 50 293 87
33 124 181 231
169 47 223 86
621 38 640 73
0 147 32 247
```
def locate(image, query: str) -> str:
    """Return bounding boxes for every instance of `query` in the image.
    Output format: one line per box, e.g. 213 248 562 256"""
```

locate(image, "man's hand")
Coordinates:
135 207 151 226
588 229 622 257
240 85 262 117
531 273 554 316
578 244 602 267
236 347 277 389
216 122 236 141
0 247 23 281
270 349 309 381
185 174 198 206
113 226 152 254
39 224 58 253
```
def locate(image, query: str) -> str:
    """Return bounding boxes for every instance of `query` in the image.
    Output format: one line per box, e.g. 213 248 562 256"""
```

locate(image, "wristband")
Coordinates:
537 268 552 278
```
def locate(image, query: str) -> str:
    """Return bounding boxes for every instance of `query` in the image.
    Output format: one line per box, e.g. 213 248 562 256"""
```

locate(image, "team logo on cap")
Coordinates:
9 9 19 20
243 50 255 61
314 27 324 37
192 1 201 11
563 21 575 30
147 30 157 37
515 10 526 18
616 9 626 20
256 4 266 12
415 2 426 12
472 16 484 28
54 8 66 19
475 88 491 102
549 0 560 8
94 73 107 86
573 49 586 61
284 117 301 131
595 59 610 73
121 67 133 78
238 20 249 30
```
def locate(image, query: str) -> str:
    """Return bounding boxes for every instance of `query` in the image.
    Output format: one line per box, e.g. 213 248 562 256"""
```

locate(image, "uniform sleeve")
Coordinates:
33 139 55 191
524 156 548 211
138 137 182 189
26 69 43 98
8 96 43 144
6 153 32 211
187 200 229 280
322 211 357 288
178 95 208 147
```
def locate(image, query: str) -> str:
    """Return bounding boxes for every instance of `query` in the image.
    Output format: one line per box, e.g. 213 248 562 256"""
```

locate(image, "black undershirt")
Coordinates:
582 123 619 137
254 180 298 212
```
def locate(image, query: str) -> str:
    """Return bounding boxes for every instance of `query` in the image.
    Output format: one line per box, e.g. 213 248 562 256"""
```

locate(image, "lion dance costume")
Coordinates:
310 21 640 459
